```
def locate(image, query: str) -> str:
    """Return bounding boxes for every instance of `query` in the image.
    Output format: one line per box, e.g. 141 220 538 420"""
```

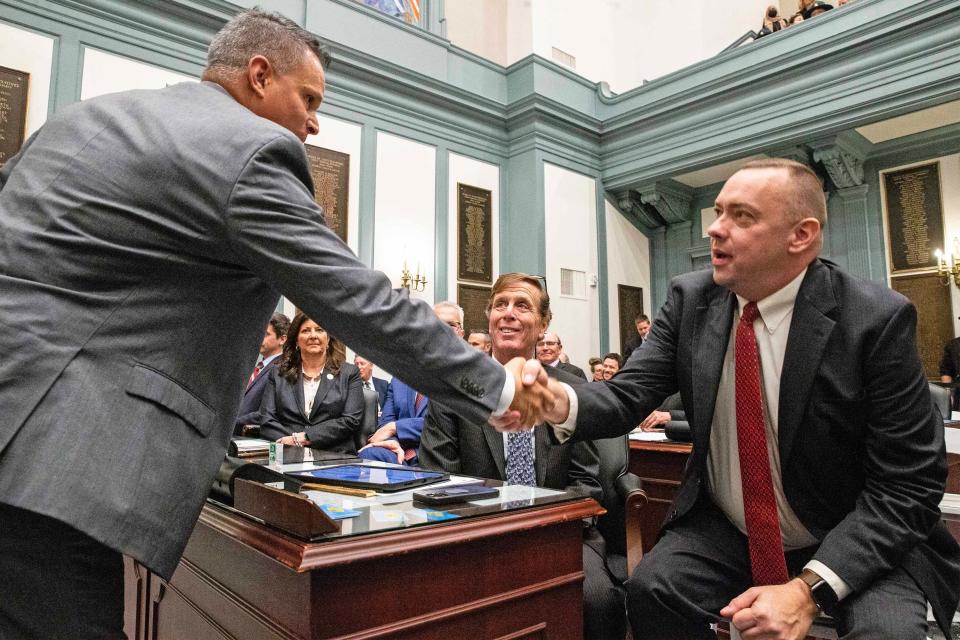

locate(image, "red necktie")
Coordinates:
414 392 425 412
248 361 264 387
735 302 788 586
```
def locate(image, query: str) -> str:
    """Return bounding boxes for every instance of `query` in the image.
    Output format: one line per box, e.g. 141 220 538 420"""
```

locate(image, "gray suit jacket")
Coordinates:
569 259 960 634
0 81 505 578
421 366 601 501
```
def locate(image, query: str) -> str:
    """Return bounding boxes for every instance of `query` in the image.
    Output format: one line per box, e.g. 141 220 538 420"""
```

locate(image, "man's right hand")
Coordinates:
490 358 554 431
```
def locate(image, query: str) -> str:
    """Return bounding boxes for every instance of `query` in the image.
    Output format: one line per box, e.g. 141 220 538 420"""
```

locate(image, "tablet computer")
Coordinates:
286 464 448 492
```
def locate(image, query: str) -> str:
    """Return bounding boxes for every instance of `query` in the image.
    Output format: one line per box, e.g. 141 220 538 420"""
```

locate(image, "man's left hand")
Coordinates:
638 410 671 431
720 579 818 640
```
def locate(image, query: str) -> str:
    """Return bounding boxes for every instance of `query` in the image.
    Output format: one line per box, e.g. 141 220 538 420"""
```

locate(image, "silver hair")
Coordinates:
434 301 465 325
206 8 330 78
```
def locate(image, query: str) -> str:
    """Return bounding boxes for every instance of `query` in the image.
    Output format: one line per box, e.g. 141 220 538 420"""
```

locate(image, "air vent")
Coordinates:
560 268 586 298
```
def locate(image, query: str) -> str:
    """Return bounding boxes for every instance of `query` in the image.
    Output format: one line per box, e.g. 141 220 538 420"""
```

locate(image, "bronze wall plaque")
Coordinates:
883 162 944 273
617 284 644 354
304 145 349 243
457 183 493 284
0 65 30 166
890 273 954 379
457 283 492 337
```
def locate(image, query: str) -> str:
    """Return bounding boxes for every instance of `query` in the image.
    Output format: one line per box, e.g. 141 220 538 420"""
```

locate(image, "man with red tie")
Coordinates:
235 312 289 431
523 159 960 639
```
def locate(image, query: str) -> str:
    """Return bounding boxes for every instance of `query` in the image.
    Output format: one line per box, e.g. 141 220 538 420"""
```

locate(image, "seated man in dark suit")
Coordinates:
421 273 626 640
621 313 650 363
531 159 960 639
354 354 390 415
235 312 290 432
537 331 588 380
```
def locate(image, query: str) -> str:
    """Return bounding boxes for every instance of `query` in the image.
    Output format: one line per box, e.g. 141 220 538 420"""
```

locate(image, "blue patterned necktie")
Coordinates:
506 431 536 486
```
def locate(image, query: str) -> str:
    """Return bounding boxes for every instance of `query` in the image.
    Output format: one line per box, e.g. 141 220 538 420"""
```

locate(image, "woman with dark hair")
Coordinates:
257 312 363 452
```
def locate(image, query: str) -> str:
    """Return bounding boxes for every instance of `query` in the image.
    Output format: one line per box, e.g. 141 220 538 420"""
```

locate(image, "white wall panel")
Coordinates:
373 131 436 304
605 200 651 352
80 47 195 100
0 21 55 136
448 152 499 324
543 162 598 372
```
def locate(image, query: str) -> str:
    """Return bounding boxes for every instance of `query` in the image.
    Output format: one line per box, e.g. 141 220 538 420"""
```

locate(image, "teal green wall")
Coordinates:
2 0 959 352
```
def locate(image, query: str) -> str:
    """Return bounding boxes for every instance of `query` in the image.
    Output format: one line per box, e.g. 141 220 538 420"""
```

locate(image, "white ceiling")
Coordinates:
855 100 960 143
671 100 960 188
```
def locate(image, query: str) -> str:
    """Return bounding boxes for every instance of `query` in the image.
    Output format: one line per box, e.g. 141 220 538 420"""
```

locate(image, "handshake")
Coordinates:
489 358 571 432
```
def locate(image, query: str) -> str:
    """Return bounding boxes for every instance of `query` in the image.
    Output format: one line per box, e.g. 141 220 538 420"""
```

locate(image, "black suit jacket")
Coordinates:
570 259 960 633
234 357 280 429
421 366 601 501
258 363 364 453
555 361 587 381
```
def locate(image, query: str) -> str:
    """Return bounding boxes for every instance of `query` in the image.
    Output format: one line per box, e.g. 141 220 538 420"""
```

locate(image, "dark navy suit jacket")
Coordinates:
234 356 280 430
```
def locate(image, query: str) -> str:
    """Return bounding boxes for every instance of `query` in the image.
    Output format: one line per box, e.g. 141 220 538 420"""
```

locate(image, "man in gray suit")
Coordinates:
0 10 551 638
526 159 960 639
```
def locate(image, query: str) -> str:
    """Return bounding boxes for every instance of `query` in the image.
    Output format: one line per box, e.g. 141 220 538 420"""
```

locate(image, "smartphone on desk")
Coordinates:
413 485 500 506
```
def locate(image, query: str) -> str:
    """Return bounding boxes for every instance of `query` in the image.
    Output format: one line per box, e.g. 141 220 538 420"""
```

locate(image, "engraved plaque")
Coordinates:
0 66 29 166
457 183 493 284
304 145 349 242
890 273 954 379
884 163 944 273
457 283 492 337
617 285 644 354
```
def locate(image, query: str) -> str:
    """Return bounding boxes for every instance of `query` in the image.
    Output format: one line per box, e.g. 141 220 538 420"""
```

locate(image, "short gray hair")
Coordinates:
206 8 330 78
433 301 464 325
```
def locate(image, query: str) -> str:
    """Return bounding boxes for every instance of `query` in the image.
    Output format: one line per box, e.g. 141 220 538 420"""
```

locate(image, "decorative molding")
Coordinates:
616 190 666 230
637 181 695 225
814 146 865 188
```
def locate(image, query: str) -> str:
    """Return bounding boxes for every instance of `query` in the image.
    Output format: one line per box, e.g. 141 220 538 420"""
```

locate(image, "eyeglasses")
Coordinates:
531 275 548 295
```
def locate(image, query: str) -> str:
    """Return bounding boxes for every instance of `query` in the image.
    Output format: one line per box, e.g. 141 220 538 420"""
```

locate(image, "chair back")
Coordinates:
354 388 380 450
594 434 630 556
929 382 951 420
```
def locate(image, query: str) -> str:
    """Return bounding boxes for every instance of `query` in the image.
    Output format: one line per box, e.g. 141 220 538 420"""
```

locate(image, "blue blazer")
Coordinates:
234 357 279 430
379 378 428 448
258 363 364 453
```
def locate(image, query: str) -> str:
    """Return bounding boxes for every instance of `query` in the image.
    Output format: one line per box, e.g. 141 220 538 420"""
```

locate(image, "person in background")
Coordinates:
601 352 623 380
467 329 493 355
588 356 604 382
258 313 363 453
235 312 290 432
622 313 651 362
420 272 626 639
939 324 960 412
537 331 588 380
434 300 465 338
354 354 390 413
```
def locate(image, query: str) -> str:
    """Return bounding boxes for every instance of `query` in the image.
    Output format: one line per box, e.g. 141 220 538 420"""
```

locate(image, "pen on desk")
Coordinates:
300 482 377 498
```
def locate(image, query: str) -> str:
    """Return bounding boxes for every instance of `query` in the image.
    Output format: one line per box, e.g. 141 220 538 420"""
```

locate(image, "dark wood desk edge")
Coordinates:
629 439 693 454
199 497 602 573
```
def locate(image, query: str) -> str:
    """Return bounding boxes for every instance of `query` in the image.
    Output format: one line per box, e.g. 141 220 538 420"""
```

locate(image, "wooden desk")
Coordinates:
628 438 692 552
124 496 601 640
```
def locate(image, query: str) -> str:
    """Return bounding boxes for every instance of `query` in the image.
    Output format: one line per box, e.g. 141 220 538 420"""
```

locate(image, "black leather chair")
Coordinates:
593 435 648 584
929 382 952 421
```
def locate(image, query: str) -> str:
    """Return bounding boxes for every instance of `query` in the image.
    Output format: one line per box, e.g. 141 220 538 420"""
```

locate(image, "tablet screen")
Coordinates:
289 464 446 490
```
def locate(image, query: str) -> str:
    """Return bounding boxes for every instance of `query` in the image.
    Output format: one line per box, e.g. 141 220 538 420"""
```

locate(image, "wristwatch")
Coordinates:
798 569 839 613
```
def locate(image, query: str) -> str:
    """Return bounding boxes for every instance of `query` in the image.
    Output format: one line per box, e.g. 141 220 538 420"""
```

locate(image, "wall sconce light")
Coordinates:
935 240 960 288
400 260 427 292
